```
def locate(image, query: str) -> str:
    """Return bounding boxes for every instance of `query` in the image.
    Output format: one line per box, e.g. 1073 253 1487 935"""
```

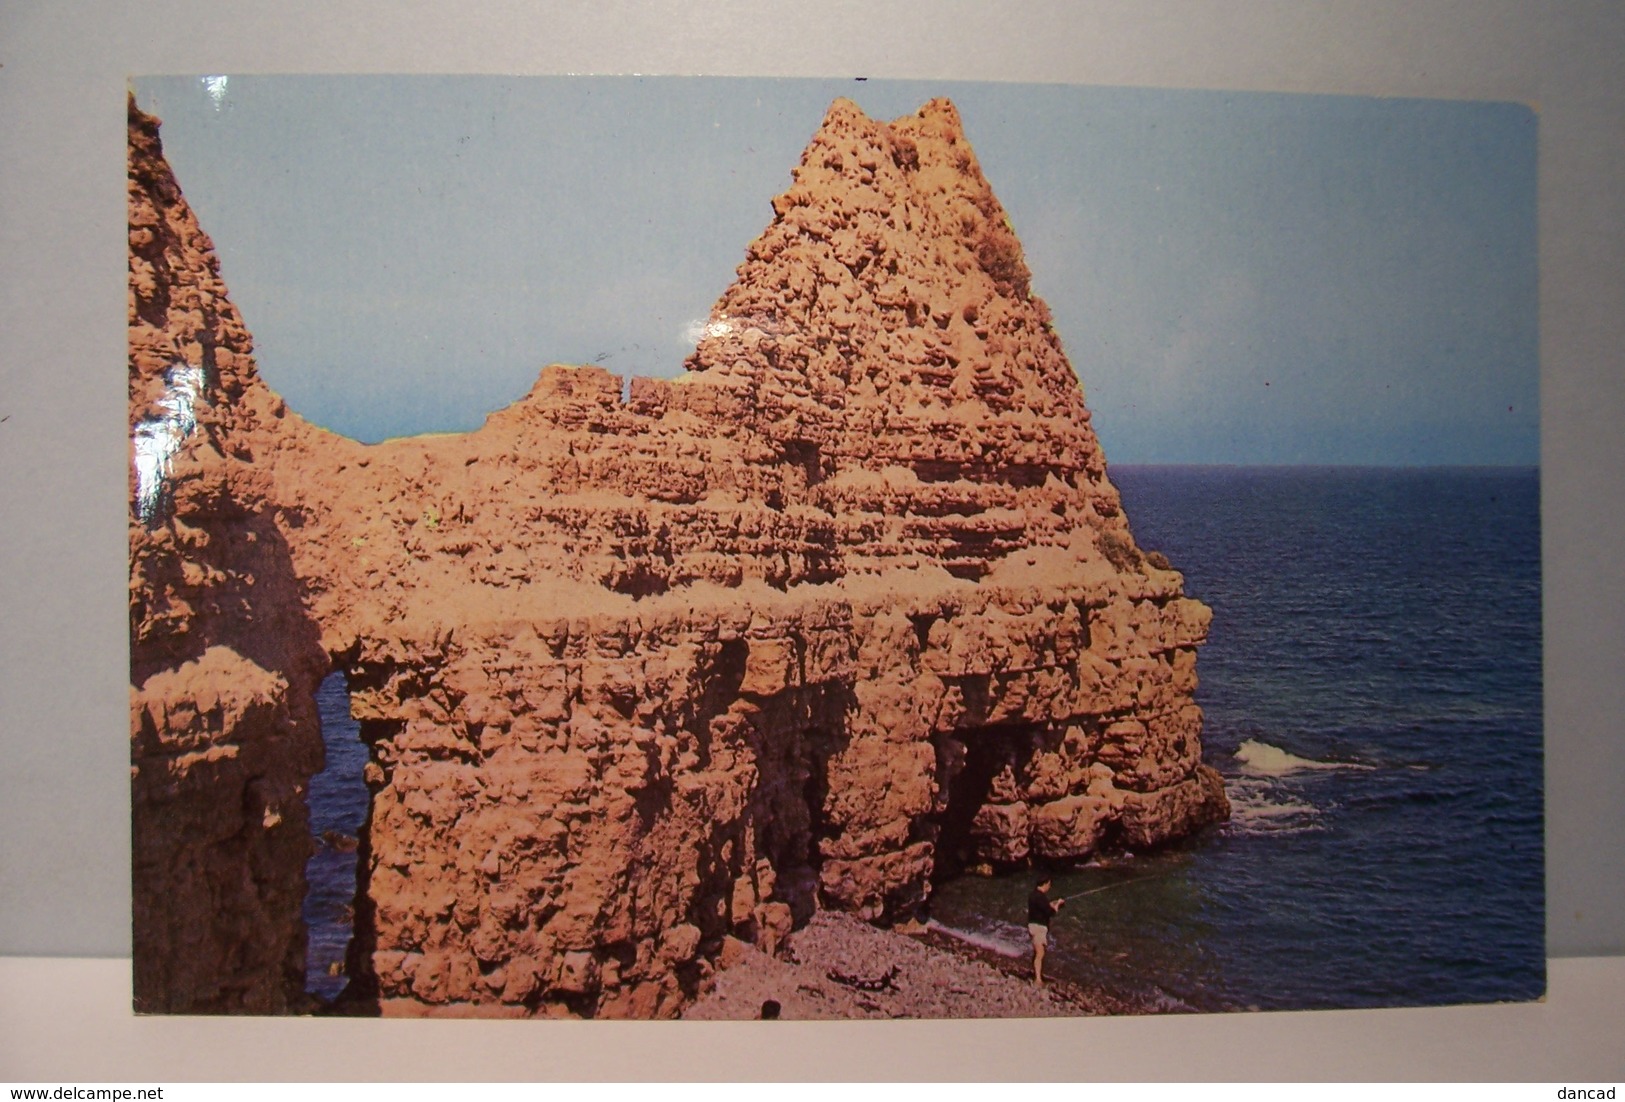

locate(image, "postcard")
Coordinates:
127 75 1541 1018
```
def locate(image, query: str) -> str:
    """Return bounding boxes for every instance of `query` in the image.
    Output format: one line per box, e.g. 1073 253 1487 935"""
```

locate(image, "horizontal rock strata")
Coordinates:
128 93 1228 1017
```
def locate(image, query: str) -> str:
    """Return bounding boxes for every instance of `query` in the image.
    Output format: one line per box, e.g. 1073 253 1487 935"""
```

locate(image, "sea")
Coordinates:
303 465 1545 1013
929 465 1545 1012
302 673 369 1004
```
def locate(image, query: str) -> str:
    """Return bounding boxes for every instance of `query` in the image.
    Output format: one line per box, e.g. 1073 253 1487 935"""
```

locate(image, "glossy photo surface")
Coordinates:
126 76 1540 1018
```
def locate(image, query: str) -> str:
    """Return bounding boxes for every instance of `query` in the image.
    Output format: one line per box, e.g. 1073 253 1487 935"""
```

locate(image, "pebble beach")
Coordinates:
682 911 1148 1020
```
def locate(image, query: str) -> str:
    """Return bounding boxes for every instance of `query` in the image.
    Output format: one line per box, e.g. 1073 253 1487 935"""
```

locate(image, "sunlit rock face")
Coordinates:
128 94 1227 1018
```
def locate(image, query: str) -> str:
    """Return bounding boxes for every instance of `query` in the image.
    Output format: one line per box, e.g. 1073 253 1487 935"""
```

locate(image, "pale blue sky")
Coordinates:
132 76 1537 464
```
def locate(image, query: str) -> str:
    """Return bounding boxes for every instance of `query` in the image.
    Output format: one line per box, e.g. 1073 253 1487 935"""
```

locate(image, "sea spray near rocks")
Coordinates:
1224 779 1323 836
1234 738 1374 776
128 93 1228 1017
1216 742 1375 837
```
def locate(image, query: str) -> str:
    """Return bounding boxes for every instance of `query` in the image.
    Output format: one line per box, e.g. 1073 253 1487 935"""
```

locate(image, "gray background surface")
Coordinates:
1 0 1619 974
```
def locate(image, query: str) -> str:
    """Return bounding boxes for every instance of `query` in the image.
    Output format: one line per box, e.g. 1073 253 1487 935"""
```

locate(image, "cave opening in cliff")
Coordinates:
929 724 1037 882
301 669 370 1006
740 715 846 927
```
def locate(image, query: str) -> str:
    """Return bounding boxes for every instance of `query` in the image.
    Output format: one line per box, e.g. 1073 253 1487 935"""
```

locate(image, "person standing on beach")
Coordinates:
1028 875 1064 985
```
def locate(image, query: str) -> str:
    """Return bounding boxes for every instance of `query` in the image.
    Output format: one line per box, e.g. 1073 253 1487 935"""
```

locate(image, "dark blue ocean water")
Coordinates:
928 466 1544 1012
302 673 368 1002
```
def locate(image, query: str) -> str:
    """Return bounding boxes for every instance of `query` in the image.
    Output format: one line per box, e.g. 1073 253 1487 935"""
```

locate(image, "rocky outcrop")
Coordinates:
129 94 1227 1017
128 98 332 1012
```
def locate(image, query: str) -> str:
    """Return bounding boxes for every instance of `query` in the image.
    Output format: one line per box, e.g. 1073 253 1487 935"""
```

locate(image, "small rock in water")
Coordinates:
322 831 359 853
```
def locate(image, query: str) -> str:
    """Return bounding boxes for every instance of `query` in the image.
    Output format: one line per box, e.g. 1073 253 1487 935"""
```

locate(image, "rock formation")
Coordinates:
129 93 1228 1017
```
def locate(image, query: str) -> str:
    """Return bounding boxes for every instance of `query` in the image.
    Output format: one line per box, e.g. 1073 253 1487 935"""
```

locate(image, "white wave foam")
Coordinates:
1234 739 1371 777
925 919 1029 959
1225 778 1322 836
1231 799 1320 832
1234 797 1318 821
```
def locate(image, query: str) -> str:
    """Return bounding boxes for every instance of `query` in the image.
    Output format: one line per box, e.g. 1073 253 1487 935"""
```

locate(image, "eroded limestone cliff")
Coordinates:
129 94 1228 1017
